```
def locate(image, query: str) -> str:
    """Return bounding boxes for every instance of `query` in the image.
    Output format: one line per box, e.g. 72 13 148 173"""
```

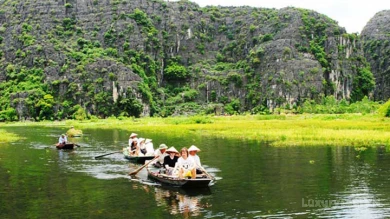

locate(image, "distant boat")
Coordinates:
147 166 213 188
56 143 75 150
66 128 83 137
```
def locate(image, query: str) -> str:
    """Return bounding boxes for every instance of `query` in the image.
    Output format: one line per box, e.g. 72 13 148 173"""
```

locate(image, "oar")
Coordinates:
200 166 215 180
94 150 122 159
129 156 159 176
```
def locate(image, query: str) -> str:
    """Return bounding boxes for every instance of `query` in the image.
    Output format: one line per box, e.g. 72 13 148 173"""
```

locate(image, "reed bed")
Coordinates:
2 114 390 147
0 129 21 143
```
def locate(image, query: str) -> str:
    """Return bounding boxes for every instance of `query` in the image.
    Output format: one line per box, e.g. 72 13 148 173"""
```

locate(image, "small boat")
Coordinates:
56 143 75 150
147 166 213 188
124 154 155 164
70 134 82 137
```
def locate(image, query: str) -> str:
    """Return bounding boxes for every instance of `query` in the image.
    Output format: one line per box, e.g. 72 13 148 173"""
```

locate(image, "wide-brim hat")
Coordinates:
129 133 138 138
145 139 152 144
188 145 201 152
159 144 168 150
166 146 179 154
138 138 145 143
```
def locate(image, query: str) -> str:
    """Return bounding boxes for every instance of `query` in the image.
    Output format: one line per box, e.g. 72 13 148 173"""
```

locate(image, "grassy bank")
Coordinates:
2 114 390 147
0 129 21 143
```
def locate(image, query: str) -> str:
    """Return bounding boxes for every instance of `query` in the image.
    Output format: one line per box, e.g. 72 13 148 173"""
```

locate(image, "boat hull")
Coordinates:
124 155 154 164
147 167 212 188
56 143 75 150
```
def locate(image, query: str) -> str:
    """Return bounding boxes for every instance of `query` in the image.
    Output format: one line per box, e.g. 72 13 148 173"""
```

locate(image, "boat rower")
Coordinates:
188 145 203 174
153 144 168 168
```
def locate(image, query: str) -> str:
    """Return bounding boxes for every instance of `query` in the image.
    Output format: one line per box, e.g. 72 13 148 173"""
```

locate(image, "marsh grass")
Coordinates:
0 129 21 143
2 114 390 147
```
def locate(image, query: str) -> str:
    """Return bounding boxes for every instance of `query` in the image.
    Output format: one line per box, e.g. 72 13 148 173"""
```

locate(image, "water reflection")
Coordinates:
153 186 211 217
3 127 390 218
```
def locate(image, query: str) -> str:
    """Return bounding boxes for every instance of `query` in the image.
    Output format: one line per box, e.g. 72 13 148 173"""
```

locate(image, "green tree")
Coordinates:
164 63 188 81
351 67 375 102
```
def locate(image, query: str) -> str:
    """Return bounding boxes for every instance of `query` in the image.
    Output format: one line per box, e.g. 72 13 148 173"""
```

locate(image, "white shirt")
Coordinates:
154 150 167 163
175 157 195 171
145 143 154 156
58 136 66 144
189 154 202 168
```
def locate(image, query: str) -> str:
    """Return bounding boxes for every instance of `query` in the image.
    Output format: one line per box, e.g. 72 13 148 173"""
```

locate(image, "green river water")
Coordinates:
1 126 390 218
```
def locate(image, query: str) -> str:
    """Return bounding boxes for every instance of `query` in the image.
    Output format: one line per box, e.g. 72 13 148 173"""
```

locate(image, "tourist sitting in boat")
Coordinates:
145 139 154 156
153 144 168 168
188 145 203 174
128 135 139 156
128 133 138 146
138 138 147 156
163 147 179 175
174 147 196 179
58 134 67 146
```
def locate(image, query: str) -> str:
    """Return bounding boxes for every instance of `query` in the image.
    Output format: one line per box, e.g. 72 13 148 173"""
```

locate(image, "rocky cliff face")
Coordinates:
361 10 390 101
0 0 374 120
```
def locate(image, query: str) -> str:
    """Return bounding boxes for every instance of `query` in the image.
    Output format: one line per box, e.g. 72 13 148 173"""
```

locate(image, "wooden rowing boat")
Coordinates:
56 143 75 150
147 166 212 188
124 154 155 164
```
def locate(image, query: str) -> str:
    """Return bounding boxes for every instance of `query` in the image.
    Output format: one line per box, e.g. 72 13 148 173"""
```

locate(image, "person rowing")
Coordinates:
57 134 67 146
188 145 203 174
153 144 168 168
163 147 179 175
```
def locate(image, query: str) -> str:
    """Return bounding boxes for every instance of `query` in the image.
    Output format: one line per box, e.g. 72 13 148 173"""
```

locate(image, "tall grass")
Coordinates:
2 114 390 147
0 129 21 143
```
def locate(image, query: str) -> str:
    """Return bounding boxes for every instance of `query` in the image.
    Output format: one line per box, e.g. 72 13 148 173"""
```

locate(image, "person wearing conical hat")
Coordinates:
153 144 168 168
128 133 138 146
163 147 179 175
188 145 202 174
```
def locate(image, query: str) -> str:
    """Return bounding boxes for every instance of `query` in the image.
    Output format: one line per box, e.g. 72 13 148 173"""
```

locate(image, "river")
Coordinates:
1 126 390 218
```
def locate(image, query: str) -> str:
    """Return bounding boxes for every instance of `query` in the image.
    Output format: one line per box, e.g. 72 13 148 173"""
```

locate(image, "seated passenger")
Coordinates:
138 138 147 156
188 145 203 174
128 137 139 156
163 147 179 175
145 139 154 156
128 133 138 147
153 144 168 168
174 147 196 179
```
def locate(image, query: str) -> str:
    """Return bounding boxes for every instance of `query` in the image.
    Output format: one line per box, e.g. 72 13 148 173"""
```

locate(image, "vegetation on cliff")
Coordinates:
0 0 376 121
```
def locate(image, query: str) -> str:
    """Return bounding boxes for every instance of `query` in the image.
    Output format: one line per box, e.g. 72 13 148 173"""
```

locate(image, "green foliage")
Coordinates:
164 63 188 81
0 107 17 121
118 97 143 118
300 96 379 114
224 98 241 115
351 67 375 102
128 9 153 27
73 105 87 120
378 99 390 117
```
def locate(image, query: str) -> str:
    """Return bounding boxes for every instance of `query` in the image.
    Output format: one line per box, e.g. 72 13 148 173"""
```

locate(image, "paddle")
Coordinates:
200 166 215 180
94 150 122 159
129 156 159 176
